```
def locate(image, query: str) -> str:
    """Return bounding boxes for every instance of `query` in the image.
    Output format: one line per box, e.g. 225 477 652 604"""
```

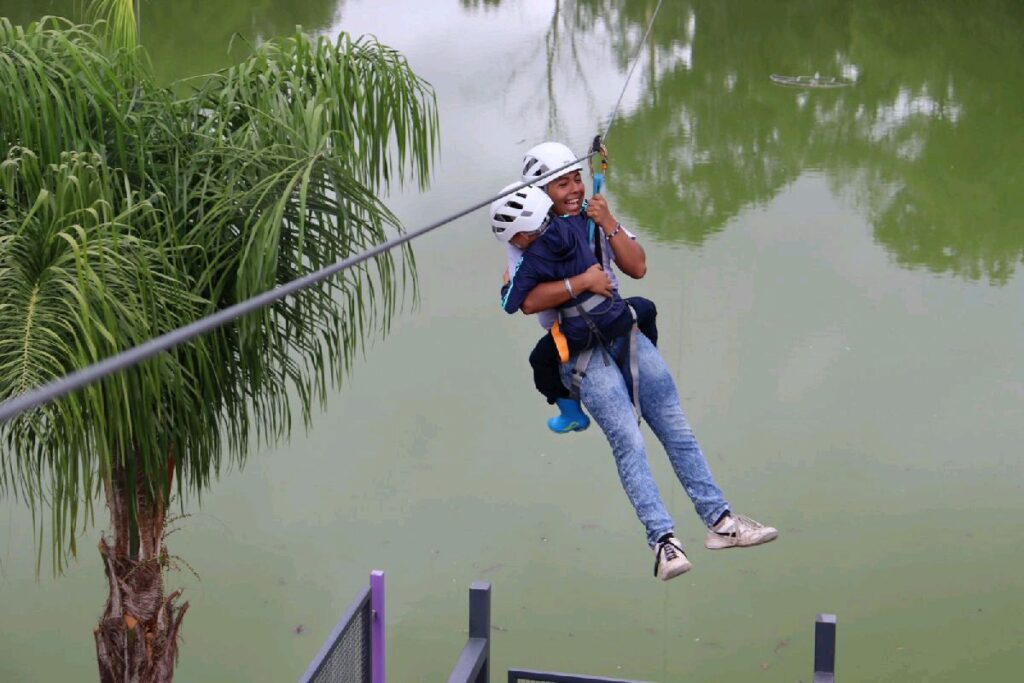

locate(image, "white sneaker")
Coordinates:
653 536 692 581
705 513 779 549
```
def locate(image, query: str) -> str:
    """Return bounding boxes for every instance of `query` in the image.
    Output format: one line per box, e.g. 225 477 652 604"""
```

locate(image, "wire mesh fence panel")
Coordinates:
299 588 372 683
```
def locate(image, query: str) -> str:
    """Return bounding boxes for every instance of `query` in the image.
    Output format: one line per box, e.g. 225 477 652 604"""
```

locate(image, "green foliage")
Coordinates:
88 0 139 51
0 15 438 571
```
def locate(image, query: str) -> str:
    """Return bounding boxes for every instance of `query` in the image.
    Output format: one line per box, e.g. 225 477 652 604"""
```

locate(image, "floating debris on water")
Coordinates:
770 73 854 89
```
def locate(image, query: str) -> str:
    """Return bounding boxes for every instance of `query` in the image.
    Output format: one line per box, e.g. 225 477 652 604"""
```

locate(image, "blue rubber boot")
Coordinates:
547 398 590 434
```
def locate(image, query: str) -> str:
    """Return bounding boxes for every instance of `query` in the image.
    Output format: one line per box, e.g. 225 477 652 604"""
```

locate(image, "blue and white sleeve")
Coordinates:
500 256 534 314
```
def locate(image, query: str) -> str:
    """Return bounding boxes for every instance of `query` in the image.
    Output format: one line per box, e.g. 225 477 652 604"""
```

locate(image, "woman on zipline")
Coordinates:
494 142 778 581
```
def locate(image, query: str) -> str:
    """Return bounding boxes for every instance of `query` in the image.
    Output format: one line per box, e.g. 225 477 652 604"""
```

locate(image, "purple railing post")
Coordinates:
371 570 386 683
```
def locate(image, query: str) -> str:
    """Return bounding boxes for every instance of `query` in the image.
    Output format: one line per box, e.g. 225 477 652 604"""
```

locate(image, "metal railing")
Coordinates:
298 570 385 683
813 613 837 683
448 582 492 683
504 613 838 683
508 672 651 683
311 574 837 683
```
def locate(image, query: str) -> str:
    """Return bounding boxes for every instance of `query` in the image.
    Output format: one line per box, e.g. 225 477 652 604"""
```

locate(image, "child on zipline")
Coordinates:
500 141 657 434
491 144 778 580
496 181 643 374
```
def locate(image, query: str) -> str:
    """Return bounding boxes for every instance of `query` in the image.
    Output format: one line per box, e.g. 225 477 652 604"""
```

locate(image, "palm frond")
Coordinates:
0 18 439 571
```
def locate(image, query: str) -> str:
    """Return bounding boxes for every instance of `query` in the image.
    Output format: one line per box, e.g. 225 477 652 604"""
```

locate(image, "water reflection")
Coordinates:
614 0 1023 284
6 0 1022 285
466 0 1024 284
2 0 344 81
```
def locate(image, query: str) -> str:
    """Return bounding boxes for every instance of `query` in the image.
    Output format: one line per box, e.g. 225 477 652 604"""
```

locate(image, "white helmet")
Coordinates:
490 183 553 243
521 141 582 186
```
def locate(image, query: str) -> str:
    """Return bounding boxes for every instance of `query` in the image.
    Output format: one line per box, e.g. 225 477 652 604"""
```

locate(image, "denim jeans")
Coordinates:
561 333 730 546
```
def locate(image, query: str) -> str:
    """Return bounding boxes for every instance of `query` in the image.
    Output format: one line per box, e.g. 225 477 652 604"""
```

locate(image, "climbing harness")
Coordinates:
561 293 611 350
557 292 608 319
549 321 570 364
556 133 643 424
560 134 642 422
567 303 642 425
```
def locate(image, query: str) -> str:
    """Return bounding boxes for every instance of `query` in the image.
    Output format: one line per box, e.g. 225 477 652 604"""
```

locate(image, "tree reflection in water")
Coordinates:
466 0 1024 285
13 0 1023 284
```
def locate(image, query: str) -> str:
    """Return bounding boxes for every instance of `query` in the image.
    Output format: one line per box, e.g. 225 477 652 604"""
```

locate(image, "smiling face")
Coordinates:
544 171 585 215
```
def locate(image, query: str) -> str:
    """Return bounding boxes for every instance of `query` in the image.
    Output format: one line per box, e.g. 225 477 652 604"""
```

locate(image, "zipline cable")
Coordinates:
601 0 664 146
0 0 665 424
0 166 581 423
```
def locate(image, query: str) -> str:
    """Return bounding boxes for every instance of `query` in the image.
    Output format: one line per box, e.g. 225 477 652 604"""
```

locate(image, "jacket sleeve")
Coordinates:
500 256 536 314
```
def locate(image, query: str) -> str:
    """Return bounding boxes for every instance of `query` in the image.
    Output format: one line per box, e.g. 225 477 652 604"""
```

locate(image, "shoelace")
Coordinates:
654 539 681 576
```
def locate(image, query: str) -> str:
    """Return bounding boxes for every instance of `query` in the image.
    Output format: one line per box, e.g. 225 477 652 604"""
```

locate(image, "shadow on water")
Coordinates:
466 0 1024 285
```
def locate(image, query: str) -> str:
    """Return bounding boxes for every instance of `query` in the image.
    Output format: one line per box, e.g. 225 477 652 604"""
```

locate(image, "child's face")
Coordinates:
510 231 539 249
545 171 585 215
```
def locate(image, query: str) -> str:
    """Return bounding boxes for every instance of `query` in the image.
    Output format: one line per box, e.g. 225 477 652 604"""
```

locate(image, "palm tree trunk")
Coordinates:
94 452 188 683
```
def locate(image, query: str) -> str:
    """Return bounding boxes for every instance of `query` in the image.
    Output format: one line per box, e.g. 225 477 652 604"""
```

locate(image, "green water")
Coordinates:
1 1 1023 680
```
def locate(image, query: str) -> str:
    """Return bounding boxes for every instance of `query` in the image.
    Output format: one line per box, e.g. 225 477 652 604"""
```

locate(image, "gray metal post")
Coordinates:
371 571 385 683
813 613 837 683
469 582 491 683
448 582 491 683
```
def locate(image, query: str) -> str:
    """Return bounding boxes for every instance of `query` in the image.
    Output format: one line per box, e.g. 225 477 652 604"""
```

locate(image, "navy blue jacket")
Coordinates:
500 213 633 348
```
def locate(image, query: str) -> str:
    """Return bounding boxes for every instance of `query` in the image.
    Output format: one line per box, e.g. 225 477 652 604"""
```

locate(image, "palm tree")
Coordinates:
0 7 437 681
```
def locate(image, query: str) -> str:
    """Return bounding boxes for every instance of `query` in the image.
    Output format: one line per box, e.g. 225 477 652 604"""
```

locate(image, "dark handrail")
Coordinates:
508 672 651 683
814 613 837 683
448 582 491 683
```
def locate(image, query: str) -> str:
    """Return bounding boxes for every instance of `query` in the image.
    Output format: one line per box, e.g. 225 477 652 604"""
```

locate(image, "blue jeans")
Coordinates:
561 333 730 546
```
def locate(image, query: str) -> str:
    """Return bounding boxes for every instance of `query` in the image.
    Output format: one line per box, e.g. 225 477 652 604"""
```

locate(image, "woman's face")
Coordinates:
545 171 585 215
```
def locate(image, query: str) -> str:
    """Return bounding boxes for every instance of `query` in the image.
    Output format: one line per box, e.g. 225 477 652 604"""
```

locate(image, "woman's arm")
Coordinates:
520 264 613 314
587 194 647 279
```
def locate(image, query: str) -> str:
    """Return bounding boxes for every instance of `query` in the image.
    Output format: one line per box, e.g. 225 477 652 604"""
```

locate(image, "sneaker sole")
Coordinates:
704 529 779 550
659 560 693 581
549 421 590 434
